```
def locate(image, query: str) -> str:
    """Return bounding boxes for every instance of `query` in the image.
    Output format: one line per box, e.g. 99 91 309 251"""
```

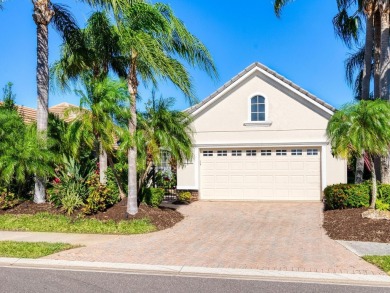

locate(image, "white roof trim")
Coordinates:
187 62 335 118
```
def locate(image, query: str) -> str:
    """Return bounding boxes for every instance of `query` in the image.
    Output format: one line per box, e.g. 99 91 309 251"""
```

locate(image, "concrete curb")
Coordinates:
0 257 389 286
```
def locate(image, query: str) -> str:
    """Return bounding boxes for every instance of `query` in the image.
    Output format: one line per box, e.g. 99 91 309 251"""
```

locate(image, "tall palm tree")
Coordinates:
136 94 193 190
116 2 217 215
327 100 390 209
32 0 132 203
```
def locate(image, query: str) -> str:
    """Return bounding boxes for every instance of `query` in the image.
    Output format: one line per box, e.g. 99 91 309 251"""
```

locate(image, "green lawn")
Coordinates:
363 255 390 275
0 213 156 234
0 241 77 258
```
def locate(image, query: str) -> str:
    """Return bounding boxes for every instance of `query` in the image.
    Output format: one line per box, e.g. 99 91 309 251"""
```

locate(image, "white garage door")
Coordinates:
200 147 321 201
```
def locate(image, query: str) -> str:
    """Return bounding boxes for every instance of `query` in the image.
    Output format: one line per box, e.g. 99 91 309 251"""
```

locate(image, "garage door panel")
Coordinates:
230 162 244 170
275 162 289 170
245 163 258 170
259 162 273 170
230 175 244 183
200 147 321 201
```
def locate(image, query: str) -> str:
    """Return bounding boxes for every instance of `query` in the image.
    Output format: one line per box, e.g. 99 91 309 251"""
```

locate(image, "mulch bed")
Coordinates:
0 199 184 231
323 208 390 243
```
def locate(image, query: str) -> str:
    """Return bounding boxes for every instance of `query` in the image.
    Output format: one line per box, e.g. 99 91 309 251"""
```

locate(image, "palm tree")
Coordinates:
32 0 133 203
116 2 217 215
327 100 390 209
136 94 193 190
52 11 127 184
67 77 129 196
378 0 389 102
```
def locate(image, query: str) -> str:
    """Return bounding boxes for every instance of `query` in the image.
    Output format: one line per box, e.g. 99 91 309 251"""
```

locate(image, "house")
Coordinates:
177 62 347 201
2 102 79 124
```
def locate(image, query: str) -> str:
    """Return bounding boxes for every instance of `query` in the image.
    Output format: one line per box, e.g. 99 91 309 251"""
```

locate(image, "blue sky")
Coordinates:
0 0 357 111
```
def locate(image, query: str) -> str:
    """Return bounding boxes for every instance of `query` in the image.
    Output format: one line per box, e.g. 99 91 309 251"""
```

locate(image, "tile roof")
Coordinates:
0 102 79 123
186 62 336 115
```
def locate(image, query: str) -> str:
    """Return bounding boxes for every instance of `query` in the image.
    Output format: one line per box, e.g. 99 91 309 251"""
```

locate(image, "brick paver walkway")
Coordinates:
46 202 383 275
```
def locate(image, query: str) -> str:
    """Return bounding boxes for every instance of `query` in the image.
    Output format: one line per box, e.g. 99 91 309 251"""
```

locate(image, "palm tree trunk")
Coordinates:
138 160 154 191
127 54 139 215
99 141 107 185
379 0 390 100
374 10 381 99
355 4 375 184
107 155 126 199
355 156 365 183
369 155 378 209
362 2 375 100
33 1 54 204
379 1 390 183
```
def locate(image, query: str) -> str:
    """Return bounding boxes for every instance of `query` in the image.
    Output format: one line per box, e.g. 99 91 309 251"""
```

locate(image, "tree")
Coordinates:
52 11 126 184
136 94 193 190
0 109 55 197
32 0 134 203
327 100 390 209
116 2 217 215
68 77 129 196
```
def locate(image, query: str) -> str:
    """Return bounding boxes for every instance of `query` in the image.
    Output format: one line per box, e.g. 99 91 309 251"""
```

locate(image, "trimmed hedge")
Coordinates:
324 183 370 210
324 182 390 210
141 188 165 207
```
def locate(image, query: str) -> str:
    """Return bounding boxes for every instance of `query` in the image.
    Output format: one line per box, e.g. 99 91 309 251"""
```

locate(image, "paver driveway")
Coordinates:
46 202 383 274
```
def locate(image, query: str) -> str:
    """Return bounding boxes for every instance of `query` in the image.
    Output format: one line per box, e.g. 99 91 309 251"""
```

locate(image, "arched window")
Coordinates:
251 96 266 121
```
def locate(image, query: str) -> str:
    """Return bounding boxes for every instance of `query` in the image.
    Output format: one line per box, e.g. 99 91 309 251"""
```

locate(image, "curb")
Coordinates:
0 258 390 286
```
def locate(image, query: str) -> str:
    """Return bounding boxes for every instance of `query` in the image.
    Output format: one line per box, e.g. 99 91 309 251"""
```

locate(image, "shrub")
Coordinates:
142 188 164 207
82 173 120 215
378 184 390 205
0 189 20 210
177 191 191 203
324 182 370 210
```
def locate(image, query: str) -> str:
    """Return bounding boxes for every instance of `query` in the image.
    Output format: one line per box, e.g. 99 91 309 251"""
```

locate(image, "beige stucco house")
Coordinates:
177 62 347 201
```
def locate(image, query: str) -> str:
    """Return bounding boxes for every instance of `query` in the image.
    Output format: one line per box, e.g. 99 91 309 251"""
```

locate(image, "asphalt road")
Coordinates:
1 267 390 293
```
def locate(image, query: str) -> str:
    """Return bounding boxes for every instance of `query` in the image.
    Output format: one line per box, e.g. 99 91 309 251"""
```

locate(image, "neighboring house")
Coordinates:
177 62 347 201
1 102 78 124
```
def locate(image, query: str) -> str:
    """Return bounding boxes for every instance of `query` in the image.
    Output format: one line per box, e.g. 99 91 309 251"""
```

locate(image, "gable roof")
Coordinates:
186 62 336 116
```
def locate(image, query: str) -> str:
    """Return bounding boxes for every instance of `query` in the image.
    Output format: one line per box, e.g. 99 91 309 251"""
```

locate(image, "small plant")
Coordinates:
61 192 84 216
0 189 20 210
177 191 191 203
375 199 390 211
141 188 164 207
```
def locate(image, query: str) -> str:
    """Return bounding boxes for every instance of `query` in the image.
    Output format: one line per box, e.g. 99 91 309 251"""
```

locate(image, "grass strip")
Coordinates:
0 241 77 258
0 212 156 234
363 255 390 275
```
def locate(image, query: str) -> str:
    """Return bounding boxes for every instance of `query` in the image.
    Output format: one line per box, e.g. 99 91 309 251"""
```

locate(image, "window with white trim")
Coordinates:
250 96 266 121
203 151 213 157
307 149 319 156
261 150 272 156
246 150 257 156
217 150 227 157
276 150 287 156
232 150 242 156
291 149 303 156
